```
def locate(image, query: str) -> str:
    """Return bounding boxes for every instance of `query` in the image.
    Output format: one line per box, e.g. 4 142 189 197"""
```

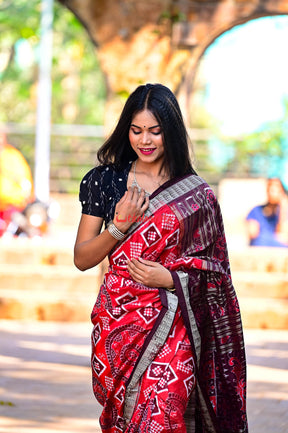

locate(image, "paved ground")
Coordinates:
0 320 287 433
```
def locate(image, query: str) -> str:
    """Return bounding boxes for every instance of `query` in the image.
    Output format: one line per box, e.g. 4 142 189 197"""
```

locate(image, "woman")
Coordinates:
246 177 288 247
74 83 248 433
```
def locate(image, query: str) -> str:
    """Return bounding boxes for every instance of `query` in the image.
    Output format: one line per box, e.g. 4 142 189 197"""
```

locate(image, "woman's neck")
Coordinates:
129 159 169 194
263 203 279 216
134 158 166 178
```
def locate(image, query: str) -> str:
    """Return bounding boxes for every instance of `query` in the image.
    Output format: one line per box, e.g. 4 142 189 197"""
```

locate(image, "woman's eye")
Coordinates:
131 129 141 135
152 130 161 135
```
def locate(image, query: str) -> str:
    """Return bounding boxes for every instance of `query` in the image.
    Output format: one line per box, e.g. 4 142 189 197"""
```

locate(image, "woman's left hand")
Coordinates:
127 258 174 289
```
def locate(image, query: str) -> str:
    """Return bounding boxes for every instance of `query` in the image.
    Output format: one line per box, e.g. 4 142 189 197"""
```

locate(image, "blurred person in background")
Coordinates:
246 177 288 247
0 132 34 235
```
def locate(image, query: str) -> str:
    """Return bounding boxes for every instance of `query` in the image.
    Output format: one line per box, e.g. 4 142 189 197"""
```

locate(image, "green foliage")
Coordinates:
0 0 106 125
190 82 288 183
0 1 107 193
218 99 288 178
159 9 186 24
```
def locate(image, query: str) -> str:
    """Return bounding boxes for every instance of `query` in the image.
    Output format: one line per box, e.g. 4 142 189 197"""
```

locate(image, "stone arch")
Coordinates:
178 10 288 124
58 1 288 127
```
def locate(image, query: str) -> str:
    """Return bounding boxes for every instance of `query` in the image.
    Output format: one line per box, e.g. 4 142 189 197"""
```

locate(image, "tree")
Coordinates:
0 1 106 193
210 99 288 184
0 0 105 125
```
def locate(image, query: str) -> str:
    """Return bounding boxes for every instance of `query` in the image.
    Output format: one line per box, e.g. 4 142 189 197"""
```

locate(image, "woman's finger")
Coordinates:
118 190 128 203
127 262 144 282
127 259 140 273
131 186 141 205
127 262 146 281
136 188 145 204
125 187 137 202
128 258 149 273
138 258 158 267
141 195 149 213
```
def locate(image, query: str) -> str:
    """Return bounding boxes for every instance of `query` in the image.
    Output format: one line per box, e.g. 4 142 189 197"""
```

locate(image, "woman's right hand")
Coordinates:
113 187 149 233
74 188 149 271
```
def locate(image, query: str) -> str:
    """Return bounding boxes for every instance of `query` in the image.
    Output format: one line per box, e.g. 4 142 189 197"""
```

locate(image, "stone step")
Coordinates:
1 239 288 272
0 263 102 322
1 264 287 299
1 237 288 327
232 271 288 298
0 289 287 328
238 297 288 330
0 263 101 292
0 288 97 321
229 247 288 273
0 238 75 266
0 264 287 328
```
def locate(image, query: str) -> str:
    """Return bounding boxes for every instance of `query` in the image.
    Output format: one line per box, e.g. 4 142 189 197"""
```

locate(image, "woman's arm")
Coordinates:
245 218 260 241
276 194 288 243
74 214 118 271
74 187 149 271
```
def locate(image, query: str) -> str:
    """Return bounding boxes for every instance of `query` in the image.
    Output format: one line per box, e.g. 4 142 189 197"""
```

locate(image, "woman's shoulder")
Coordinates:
81 164 112 178
83 162 132 179
80 162 132 192
80 164 117 184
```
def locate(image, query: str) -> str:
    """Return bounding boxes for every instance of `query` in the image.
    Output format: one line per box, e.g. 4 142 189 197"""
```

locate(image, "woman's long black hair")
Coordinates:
97 83 197 178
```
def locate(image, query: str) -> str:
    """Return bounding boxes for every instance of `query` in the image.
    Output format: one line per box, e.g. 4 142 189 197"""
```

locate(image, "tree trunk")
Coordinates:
58 0 288 129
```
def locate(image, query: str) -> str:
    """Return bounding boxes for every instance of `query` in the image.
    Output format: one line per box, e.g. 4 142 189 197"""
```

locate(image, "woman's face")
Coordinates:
267 178 285 204
128 109 164 166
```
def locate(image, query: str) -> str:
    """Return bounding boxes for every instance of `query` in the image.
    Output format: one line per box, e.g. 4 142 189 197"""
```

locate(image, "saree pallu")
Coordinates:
91 174 248 433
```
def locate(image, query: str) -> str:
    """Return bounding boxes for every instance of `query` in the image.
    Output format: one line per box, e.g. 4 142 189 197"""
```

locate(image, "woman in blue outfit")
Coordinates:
246 178 288 247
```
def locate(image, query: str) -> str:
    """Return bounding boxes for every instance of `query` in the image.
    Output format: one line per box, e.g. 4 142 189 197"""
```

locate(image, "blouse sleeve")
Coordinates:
79 167 105 218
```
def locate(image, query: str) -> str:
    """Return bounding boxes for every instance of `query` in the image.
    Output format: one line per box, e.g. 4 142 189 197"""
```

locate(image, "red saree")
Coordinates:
91 174 248 433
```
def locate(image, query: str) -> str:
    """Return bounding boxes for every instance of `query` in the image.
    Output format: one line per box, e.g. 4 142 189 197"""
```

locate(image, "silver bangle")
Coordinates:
107 222 126 240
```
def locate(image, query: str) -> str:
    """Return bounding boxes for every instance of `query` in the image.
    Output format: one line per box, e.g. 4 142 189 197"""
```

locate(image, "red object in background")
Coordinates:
0 133 34 235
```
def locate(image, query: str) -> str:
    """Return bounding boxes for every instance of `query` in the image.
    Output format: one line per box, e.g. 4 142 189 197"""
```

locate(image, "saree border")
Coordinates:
125 174 205 235
172 270 220 433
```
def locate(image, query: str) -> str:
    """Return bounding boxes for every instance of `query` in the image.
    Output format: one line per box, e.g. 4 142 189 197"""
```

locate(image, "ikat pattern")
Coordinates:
89 174 248 433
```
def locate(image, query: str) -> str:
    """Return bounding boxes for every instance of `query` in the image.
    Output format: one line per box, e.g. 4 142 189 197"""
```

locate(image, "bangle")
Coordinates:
107 221 126 240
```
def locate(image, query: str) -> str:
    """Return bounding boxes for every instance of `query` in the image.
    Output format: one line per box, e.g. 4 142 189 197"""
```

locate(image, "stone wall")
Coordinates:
59 0 288 126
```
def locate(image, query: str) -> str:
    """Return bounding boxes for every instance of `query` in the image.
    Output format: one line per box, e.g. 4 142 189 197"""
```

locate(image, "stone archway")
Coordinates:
58 0 288 127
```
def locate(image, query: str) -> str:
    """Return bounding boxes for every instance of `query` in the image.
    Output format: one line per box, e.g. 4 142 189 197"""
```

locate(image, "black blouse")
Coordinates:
79 162 133 227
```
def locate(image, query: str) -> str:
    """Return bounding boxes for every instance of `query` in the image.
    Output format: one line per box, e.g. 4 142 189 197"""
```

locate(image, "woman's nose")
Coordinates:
141 131 151 143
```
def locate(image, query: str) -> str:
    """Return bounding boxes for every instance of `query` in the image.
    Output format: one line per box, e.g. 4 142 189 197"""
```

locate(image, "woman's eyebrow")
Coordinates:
130 123 160 130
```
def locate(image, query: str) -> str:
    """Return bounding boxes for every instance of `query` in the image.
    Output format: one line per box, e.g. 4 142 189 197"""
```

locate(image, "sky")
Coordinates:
200 15 288 136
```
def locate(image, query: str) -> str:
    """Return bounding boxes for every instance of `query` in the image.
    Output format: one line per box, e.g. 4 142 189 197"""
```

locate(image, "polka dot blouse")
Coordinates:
79 162 133 227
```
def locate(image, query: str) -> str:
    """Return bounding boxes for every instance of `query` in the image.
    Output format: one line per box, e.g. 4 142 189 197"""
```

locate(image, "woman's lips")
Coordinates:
139 148 156 155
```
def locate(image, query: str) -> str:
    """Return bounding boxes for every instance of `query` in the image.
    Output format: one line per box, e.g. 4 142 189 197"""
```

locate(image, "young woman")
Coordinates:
246 177 288 247
74 83 248 433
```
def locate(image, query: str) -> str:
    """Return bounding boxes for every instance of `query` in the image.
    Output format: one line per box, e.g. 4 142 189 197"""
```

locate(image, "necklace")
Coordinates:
131 160 150 196
131 160 166 195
